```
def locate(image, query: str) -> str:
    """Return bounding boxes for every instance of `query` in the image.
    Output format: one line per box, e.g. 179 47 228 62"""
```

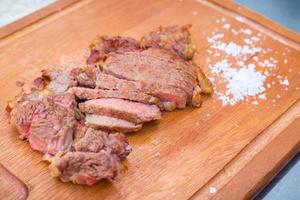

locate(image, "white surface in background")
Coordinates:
0 0 56 27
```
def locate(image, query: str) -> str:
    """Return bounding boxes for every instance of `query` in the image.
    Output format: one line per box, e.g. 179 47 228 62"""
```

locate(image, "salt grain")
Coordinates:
235 16 244 23
192 11 198 16
154 152 161 157
210 187 217 194
243 29 252 35
223 23 230 29
280 78 289 86
172 192 176 196
258 94 266 100
284 59 288 64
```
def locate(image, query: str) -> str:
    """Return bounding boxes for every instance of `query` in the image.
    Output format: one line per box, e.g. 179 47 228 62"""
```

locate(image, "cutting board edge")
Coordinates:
0 0 81 39
190 99 300 200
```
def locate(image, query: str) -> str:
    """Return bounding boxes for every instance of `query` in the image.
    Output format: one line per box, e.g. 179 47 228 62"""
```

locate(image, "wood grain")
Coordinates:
0 0 80 39
0 0 299 199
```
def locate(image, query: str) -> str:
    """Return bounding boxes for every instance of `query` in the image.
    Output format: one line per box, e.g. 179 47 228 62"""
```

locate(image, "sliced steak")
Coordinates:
10 93 76 156
96 73 187 108
69 66 98 88
140 25 196 60
49 151 119 185
103 48 197 99
73 127 131 159
85 114 142 133
87 36 140 64
42 69 71 93
79 98 161 124
70 87 161 106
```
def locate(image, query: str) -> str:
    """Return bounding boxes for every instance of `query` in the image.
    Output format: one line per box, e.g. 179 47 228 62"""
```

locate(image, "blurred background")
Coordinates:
0 0 299 199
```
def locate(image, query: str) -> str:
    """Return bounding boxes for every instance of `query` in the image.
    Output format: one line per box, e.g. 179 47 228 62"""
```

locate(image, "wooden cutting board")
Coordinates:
0 0 299 199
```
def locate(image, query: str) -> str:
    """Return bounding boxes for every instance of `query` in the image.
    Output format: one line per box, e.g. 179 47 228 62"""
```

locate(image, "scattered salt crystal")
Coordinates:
251 36 260 42
243 29 252 35
296 87 299 90
258 94 266 100
279 78 289 86
272 99 276 103
288 69 292 72
277 95 281 98
172 192 176 196
235 16 244 23
195 122 200 126
284 59 288 64
210 187 217 194
206 114 210 117
192 11 198 16
154 152 161 157
252 100 258 105
221 17 226 22
267 83 271 88
223 23 230 29
207 49 213 54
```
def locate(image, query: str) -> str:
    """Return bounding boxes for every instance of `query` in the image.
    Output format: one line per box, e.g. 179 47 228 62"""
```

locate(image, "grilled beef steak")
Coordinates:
8 24 212 186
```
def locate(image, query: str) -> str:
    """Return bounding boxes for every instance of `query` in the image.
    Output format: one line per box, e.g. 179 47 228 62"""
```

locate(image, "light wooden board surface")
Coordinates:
0 0 299 199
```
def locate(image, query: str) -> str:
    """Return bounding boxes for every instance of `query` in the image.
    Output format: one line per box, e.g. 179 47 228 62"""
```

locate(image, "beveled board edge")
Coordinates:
190 100 300 200
0 163 29 200
207 0 300 44
0 0 81 39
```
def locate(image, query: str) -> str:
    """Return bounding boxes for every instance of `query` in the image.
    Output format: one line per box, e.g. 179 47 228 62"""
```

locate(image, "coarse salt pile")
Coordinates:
210 61 266 105
205 17 290 106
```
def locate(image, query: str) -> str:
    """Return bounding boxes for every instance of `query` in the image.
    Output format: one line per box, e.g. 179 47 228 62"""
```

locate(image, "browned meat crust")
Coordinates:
87 36 140 64
140 25 196 60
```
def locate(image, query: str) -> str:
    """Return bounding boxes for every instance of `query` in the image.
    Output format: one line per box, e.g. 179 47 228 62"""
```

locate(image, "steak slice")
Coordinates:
69 66 99 88
42 69 71 93
103 48 197 98
87 36 140 64
73 127 131 159
70 87 161 106
79 98 161 124
140 24 196 60
96 73 187 108
10 93 76 156
85 114 142 133
49 151 119 185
